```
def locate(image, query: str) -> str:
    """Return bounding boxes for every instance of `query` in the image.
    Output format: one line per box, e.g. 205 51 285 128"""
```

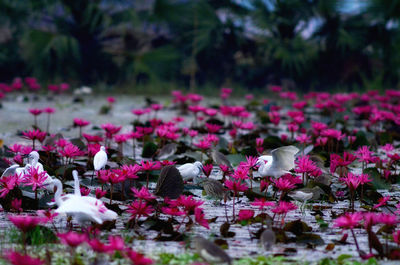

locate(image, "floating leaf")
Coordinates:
226 154 246 167
142 142 158 158
364 168 390 190
284 219 312 236
296 233 324 245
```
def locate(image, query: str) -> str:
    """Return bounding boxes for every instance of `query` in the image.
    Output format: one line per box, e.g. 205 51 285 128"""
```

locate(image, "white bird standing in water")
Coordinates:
92 146 107 183
257 146 299 178
94 146 107 171
178 161 203 181
27 151 54 192
46 176 117 226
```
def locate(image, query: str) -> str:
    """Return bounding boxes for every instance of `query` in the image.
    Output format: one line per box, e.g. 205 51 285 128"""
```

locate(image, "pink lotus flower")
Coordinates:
251 198 275 211
125 249 153 265
273 178 295 191
8 215 45 232
168 195 204 214
330 152 356 174
225 179 248 193
320 128 345 141
97 170 111 183
42 107 55 114
73 118 90 127
22 166 48 192
269 85 282 93
127 201 154 220
232 165 249 180
140 160 159 171
107 97 115 104
355 146 378 164
188 93 203 103
194 139 212 151
95 188 107 199
132 109 148 117
48 84 59 92
80 186 91 196
195 207 209 229
0 173 20 198
151 103 163 111
29 108 42 116
271 201 297 216
238 209 254 221
296 134 311 144
202 164 213 177
269 111 281 126
60 143 84 159
83 133 104 143
377 213 398 226
131 187 156 201
22 129 46 143
256 138 264 153
101 123 122 139
205 123 222 133
11 198 22 213
244 156 258 171
58 231 87 247
373 196 390 209
334 212 362 229
3 250 44 265
88 238 112 253
87 143 101 157
340 172 361 190
108 235 125 252
162 207 185 216
37 210 58 223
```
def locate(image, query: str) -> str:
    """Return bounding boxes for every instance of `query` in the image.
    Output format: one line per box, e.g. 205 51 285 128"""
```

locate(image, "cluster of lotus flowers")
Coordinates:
0 77 70 99
0 83 400 264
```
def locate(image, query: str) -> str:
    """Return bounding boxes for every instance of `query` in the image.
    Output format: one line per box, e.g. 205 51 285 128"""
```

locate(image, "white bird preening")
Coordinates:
1 164 28 178
178 161 203 181
27 151 54 192
93 146 107 184
1 151 54 192
257 146 300 178
1 151 42 178
45 174 117 227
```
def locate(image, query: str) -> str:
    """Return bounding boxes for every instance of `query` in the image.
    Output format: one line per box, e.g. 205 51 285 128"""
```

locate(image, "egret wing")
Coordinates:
94 151 107 170
271 146 299 171
1 165 19 178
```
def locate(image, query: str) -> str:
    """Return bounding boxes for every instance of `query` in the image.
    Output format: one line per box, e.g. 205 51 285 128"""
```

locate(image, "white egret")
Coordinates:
1 164 28 178
288 190 314 214
93 146 107 184
177 161 203 181
257 146 299 178
47 178 117 226
94 146 107 170
27 151 54 192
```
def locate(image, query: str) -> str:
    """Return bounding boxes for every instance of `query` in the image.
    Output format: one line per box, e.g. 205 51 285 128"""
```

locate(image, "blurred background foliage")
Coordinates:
0 0 400 92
